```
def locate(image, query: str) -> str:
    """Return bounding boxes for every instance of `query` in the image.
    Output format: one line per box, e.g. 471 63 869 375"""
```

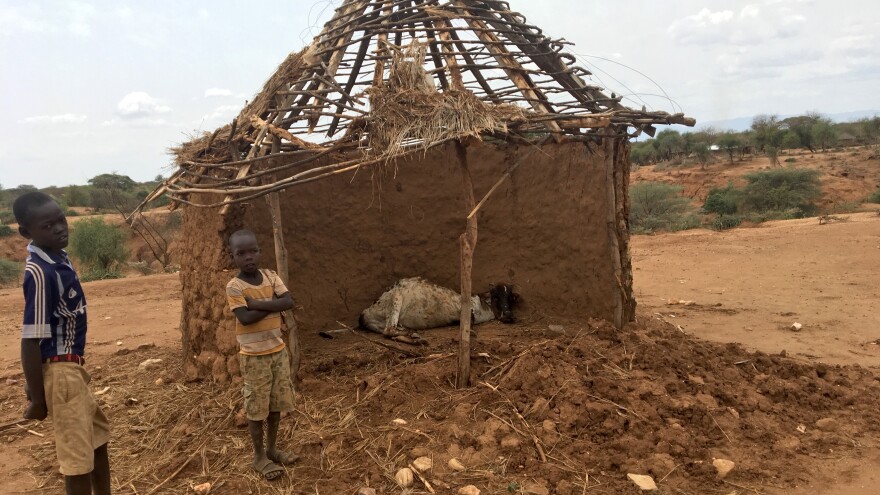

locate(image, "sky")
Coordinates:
1 0 878 188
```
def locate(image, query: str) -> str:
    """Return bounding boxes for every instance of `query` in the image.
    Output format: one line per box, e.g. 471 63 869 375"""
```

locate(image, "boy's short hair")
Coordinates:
12 191 56 226
228 229 257 247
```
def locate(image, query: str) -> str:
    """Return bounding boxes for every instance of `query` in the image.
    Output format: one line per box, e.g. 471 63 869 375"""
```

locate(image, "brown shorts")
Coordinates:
239 348 294 421
43 363 111 476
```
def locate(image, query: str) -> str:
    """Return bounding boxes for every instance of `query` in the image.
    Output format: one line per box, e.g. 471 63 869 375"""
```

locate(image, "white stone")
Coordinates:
627 473 658 491
458 486 480 495
138 358 163 370
791 322 803 331
713 458 735 479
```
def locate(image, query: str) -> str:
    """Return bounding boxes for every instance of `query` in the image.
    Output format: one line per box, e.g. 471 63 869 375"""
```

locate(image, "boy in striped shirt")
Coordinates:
225 229 298 480
14 192 111 495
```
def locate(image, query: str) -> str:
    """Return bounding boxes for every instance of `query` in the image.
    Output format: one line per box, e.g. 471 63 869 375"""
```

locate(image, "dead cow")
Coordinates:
359 277 518 339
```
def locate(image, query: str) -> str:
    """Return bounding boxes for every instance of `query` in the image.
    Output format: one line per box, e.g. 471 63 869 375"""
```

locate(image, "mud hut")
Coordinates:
136 0 693 384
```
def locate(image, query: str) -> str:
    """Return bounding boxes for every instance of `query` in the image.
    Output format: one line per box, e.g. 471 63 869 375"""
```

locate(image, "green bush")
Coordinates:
0 224 14 237
704 184 740 216
69 218 129 278
0 209 14 225
868 188 880 204
741 168 821 216
784 157 797 163
630 182 700 234
0 259 20 287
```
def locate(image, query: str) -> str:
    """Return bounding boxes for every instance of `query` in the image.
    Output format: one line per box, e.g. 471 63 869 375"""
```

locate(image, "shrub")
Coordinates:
0 259 20 287
0 224 14 237
868 188 880 204
630 182 700 234
710 215 743 231
741 168 821 216
784 157 797 163
0 209 14 225
69 218 129 279
704 184 741 216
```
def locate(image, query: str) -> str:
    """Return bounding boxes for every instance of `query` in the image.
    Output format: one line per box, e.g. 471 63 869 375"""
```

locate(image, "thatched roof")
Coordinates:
139 0 694 212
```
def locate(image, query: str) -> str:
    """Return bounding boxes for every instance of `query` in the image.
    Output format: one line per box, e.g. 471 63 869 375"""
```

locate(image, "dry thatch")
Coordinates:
137 0 694 213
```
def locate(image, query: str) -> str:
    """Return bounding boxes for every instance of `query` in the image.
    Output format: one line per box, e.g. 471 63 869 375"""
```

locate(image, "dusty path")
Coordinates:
631 211 880 369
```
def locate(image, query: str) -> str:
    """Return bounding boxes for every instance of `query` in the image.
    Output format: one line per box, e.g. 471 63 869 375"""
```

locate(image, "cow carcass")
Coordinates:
359 277 518 339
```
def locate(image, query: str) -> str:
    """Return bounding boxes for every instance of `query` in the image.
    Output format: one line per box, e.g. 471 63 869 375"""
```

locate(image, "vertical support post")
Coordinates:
264 136 301 381
456 141 478 389
603 134 625 329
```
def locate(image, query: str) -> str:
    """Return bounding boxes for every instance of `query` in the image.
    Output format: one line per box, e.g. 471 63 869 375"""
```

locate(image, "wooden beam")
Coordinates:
602 135 625 329
433 18 465 90
456 141 477 389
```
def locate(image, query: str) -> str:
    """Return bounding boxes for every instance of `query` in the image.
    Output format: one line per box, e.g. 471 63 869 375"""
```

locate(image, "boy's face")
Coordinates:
230 235 260 274
18 201 68 253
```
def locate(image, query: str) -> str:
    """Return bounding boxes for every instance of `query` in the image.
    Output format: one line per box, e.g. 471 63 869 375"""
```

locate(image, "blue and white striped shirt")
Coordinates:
21 243 88 359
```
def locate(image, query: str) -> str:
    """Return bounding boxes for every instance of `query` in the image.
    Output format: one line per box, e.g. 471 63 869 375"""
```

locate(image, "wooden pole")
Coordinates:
456 141 478 389
264 136 302 381
602 134 625 329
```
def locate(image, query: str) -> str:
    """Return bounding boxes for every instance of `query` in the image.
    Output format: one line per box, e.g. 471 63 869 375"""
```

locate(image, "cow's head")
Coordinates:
485 284 518 323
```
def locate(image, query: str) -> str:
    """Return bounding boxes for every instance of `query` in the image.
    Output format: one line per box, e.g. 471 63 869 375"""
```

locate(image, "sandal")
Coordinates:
253 457 283 480
268 450 300 466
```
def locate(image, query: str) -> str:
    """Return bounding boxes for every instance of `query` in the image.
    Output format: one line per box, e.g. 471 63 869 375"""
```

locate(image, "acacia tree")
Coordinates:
751 114 783 152
811 119 838 151
717 133 741 164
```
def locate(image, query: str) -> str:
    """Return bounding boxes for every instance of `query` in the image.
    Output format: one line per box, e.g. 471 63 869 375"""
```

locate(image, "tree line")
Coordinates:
631 113 880 167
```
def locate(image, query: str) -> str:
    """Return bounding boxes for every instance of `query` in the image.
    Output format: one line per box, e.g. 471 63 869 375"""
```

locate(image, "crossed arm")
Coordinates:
232 292 294 325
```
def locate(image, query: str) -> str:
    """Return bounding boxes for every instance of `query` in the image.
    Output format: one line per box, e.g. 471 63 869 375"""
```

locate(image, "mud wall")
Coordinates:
179 140 632 382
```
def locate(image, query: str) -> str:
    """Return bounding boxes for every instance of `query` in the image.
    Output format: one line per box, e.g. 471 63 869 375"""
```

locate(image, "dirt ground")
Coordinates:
1 212 880 493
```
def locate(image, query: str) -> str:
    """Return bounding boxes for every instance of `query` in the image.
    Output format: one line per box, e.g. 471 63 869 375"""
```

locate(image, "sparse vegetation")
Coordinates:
629 182 700 234
69 218 129 281
869 187 880 204
0 224 14 237
0 259 20 287
741 168 821 217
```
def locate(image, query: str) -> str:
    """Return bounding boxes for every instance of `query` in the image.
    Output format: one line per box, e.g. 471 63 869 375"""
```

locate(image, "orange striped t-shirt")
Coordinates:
226 269 288 356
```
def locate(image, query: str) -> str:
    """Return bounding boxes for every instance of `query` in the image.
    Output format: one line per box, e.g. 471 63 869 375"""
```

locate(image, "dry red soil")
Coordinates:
1 207 879 493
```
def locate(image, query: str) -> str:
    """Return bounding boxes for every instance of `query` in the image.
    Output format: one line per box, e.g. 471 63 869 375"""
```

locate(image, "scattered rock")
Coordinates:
627 473 658 491
448 458 466 471
192 482 212 494
410 446 430 458
154 377 165 386
138 358 163 370
395 467 414 488
523 481 550 495
412 456 432 472
687 374 705 385
355 488 377 495
458 486 480 495
392 418 408 426
94 386 111 396
124 397 139 406
500 435 521 449
796 424 807 434
116 341 123 346
6 378 19 386
541 419 557 433
791 322 803 332
547 324 566 336
727 407 740 419
815 417 839 432
136 343 156 351
713 458 735 479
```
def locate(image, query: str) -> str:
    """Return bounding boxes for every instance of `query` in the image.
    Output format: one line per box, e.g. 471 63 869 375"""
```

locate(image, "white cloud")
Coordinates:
204 105 241 121
669 4 808 46
204 88 234 97
116 92 172 118
20 114 88 124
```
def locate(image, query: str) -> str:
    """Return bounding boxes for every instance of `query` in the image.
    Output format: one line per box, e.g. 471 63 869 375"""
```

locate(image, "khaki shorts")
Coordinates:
43 363 111 476
239 348 294 421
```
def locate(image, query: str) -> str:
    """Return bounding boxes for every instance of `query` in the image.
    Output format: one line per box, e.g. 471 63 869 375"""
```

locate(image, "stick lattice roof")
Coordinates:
138 0 694 212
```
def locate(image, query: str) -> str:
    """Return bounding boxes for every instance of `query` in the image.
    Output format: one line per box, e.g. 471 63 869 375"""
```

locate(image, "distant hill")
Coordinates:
668 109 880 134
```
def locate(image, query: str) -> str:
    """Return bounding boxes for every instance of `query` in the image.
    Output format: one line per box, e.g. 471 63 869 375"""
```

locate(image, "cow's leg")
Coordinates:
383 292 405 337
